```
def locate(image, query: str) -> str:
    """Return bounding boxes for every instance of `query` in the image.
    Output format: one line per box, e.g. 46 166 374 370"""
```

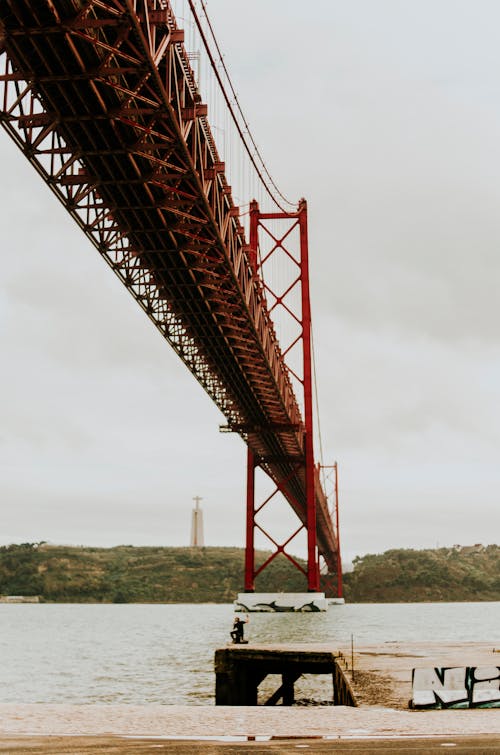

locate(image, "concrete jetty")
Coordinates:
215 644 355 706
215 641 499 709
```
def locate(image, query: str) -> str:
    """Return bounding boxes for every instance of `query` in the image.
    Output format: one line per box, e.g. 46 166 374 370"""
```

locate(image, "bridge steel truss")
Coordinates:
243 201 338 593
0 0 340 591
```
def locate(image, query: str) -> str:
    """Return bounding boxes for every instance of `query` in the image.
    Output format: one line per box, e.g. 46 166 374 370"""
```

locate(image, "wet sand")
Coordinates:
1 734 500 753
0 703 499 739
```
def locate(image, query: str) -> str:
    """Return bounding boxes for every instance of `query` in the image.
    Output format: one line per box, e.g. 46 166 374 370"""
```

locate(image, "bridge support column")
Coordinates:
334 461 344 600
244 448 255 592
236 198 337 598
298 200 320 592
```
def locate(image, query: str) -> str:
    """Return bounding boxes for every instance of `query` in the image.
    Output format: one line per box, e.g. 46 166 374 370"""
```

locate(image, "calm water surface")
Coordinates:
1 602 499 704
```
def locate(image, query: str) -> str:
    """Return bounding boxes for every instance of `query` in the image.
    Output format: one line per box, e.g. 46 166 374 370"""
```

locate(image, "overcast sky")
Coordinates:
1 0 499 563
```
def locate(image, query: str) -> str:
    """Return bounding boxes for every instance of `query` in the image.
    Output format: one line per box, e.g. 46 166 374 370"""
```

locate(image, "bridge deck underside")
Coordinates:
0 0 338 570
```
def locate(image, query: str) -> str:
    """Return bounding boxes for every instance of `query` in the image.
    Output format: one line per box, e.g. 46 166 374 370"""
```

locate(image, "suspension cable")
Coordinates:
187 0 295 212
311 327 327 491
187 2 328 483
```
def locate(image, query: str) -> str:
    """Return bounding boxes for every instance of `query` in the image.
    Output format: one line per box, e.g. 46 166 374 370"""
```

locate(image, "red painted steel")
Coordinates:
318 462 343 598
245 447 255 592
298 201 319 591
0 0 340 587
244 201 338 591
334 462 344 599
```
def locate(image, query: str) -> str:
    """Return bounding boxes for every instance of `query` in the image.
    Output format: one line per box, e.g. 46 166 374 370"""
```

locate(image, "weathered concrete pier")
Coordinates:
215 644 356 706
215 641 500 711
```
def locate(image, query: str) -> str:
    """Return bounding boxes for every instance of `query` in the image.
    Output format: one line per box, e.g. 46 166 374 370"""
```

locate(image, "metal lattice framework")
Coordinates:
0 0 340 588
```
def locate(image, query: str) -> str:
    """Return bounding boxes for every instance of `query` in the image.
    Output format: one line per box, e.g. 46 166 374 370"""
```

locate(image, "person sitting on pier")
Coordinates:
230 614 248 644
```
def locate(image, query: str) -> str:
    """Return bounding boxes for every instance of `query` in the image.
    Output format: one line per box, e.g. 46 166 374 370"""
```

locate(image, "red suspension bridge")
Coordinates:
0 0 342 598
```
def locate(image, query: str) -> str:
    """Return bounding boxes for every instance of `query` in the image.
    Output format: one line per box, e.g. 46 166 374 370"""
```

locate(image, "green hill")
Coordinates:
0 543 306 603
0 543 498 603
343 544 500 602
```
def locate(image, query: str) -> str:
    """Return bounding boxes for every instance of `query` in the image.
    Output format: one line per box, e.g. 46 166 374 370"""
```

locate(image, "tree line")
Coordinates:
0 543 498 603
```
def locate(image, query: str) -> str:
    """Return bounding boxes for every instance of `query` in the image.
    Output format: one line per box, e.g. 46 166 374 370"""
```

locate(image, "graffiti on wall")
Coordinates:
411 666 500 709
235 592 328 612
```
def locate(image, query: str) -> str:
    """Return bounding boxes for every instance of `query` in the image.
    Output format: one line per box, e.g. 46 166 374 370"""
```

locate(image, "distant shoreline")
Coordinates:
2 598 500 606
1 542 499 603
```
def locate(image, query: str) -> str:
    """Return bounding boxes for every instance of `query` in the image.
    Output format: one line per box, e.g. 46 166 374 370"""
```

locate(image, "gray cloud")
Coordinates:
1 0 499 560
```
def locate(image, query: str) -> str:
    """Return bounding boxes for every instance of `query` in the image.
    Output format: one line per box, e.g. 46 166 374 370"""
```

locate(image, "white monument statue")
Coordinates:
190 495 204 547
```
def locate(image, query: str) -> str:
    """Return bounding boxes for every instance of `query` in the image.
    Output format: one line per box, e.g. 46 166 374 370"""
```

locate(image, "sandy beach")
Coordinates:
1 703 500 743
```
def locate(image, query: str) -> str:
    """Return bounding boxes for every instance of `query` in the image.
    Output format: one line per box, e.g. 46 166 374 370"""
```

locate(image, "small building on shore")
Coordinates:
0 595 40 604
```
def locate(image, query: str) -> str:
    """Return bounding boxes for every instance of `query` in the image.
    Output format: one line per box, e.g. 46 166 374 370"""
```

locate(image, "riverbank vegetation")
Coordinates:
343 544 500 602
0 543 498 602
0 543 305 603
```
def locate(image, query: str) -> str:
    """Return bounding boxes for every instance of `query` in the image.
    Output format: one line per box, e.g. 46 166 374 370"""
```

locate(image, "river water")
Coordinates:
1 602 499 705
